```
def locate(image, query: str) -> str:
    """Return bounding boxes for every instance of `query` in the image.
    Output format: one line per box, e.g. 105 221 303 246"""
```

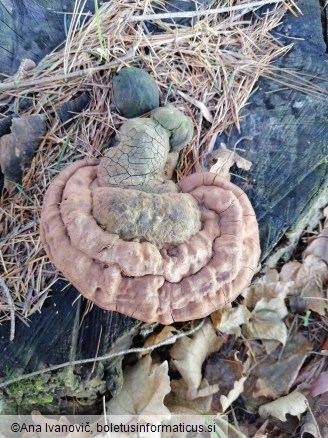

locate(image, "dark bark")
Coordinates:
0 0 97 78
0 280 139 414
214 0 328 262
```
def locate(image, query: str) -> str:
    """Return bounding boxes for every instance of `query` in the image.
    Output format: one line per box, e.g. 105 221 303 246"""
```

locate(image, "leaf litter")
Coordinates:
102 205 328 436
8 208 327 436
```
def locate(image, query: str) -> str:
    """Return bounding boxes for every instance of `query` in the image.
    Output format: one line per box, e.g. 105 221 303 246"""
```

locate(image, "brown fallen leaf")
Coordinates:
253 420 269 438
243 332 312 411
259 389 308 422
253 335 312 399
106 355 171 416
322 338 328 352
211 305 251 336
239 419 269 438
279 261 302 283
296 256 328 316
209 142 252 180
140 325 179 357
311 371 328 397
303 227 328 264
243 297 288 345
281 255 328 316
169 319 223 400
220 376 248 414
303 206 328 264
244 269 294 308
165 378 215 414
0 114 46 189
300 412 320 438
308 391 328 438
205 350 250 413
294 254 328 287
261 339 282 355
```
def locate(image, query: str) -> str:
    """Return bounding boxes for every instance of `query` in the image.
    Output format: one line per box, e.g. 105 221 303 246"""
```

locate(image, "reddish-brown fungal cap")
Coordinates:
41 160 260 324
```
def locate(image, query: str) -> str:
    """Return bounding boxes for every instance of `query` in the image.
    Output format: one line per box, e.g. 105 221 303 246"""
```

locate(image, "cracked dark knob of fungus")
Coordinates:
41 106 260 324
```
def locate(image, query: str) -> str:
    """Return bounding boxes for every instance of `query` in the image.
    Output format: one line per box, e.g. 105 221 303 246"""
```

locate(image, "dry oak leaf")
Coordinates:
243 332 312 411
205 351 250 413
259 389 308 422
294 255 328 316
279 261 302 283
280 255 328 316
243 269 294 308
106 355 171 416
165 378 215 415
142 326 178 353
239 419 269 438
242 297 288 345
254 334 311 399
311 371 328 397
309 391 328 438
253 420 269 438
212 305 251 336
209 142 252 181
300 412 320 438
303 206 328 264
169 319 223 400
220 376 248 413
261 339 282 355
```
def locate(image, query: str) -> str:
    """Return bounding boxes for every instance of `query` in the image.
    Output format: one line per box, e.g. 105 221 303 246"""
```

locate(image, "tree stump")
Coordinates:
0 0 327 414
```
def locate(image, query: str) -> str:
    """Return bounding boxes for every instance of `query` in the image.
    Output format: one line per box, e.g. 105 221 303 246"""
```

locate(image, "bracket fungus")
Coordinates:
41 106 260 324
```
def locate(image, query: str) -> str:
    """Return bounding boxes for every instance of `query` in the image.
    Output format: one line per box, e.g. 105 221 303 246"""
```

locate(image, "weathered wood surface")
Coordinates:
215 0 328 263
0 0 97 78
0 0 327 414
0 280 138 414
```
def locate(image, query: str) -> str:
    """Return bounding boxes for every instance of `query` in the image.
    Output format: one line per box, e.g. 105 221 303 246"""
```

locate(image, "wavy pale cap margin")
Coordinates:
40 159 261 324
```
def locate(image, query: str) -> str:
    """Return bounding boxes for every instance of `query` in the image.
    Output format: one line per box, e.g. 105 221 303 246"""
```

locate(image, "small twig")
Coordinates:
0 318 206 388
0 38 142 92
128 0 284 22
0 276 15 341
